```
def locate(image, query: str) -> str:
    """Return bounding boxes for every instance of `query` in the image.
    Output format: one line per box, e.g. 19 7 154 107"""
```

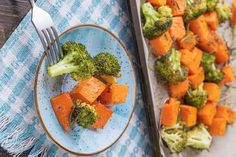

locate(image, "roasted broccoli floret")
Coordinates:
161 122 187 154
156 49 188 83
186 123 212 149
184 83 207 108
206 0 218 12
47 41 96 80
201 52 224 83
94 53 120 77
71 100 97 128
216 3 232 23
184 0 207 21
141 2 172 39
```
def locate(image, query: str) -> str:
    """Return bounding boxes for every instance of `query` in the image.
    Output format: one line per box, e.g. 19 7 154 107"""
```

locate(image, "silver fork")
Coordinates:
29 0 63 65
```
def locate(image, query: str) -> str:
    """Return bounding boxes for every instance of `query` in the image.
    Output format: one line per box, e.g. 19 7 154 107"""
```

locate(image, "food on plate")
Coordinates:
47 41 96 80
156 49 188 83
150 31 173 56
186 123 212 149
184 83 208 109
94 53 121 77
50 93 73 131
201 52 224 83
216 3 233 23
140 0 235 153
70 77 106 104
48 42 129 130
92 102 114 128
71 100 97 128
99 84 129 105
141 2 173 39
160 98 180 126
184 0 207 21
180 105 197 127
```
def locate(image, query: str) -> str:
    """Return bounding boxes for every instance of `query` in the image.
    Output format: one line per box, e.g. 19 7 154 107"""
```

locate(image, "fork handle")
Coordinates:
28 0 35 8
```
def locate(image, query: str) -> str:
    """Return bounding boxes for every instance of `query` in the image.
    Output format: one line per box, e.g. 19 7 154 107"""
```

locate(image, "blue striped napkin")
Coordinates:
0 0 153 156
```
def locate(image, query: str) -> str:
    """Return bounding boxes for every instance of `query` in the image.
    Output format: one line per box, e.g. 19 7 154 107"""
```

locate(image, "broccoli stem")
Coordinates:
47 63 79 77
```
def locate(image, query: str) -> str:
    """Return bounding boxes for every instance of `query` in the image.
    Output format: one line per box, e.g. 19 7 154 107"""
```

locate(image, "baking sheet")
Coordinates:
128 0 236 157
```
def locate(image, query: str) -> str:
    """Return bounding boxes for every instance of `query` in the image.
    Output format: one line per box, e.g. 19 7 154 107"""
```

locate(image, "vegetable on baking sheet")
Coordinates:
188 67 205 89
180 105 197 127
197 103 216 126
209 118 227 136
204 11 219 30
220 66 235 85
167 0 186 16
149 31 173 56
147 0 167 6
169 79 189 99
184 83 208 109
203 82 221 103
186 123 212 149
160 98 180 126
177 31 197 50
184 0 207 21
169 16 186 40
156 49 188 83
160 122 187 153
141 2 173 39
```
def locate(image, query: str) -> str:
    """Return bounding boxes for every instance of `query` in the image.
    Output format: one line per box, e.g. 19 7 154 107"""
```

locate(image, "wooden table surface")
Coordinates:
0 1 31 156
0 0 30 47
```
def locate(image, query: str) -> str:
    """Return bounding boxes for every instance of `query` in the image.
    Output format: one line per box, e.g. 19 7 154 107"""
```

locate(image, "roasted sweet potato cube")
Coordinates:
92 102 113 128
50 93 73 131
209 118 227 136
70 77 106 104
99 84 129 105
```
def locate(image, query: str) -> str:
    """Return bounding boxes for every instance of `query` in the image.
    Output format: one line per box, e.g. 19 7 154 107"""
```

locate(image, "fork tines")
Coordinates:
41 26 63 65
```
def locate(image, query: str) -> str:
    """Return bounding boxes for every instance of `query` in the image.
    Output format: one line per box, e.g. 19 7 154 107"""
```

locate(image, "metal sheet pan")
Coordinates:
127 0 236 157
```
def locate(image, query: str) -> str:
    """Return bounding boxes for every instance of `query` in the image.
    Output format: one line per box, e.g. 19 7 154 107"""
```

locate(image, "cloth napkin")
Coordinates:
0 0 153 156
